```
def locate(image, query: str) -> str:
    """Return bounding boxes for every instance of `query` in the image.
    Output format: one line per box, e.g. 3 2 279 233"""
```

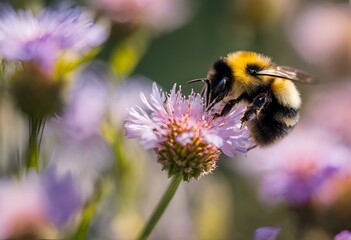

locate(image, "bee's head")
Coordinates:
225 51 273 89
202 57 234 110
190 51 274 110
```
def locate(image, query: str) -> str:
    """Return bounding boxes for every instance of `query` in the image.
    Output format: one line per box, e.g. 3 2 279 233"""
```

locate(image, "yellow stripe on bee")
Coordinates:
271 78 301 108
274 114 300 127
225 51 272 85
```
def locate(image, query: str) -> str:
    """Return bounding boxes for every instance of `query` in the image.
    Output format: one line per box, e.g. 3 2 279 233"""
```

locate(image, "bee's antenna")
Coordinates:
186 78 206 84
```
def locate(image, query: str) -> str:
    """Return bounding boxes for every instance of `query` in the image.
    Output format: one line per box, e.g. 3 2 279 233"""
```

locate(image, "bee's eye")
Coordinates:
215 77 227 93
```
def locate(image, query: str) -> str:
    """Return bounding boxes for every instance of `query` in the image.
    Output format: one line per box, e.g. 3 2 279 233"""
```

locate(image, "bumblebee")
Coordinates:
189 51 314 147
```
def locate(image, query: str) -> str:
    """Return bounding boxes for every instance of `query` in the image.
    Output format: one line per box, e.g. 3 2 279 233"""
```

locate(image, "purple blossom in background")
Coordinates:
254 227 281 240
305 83 351 147
110 76 153 129
124 83 253 180
45 67 112 200
288 4 351 71
42 168 82 228
0 4 107 71
335 230 351 240
92 0 190 33
0 169 81 239
237 127 351 206
61 68 109 140
261 164 337 205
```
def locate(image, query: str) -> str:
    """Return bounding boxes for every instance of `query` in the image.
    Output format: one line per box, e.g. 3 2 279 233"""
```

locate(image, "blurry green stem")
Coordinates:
26 117 43 171
74 179 103 240
136 173 183 240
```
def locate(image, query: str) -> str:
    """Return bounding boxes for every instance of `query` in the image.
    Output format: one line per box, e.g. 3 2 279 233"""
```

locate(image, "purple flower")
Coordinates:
92 0 191 33
0 4 107 72
124 83 253 181
261 164 337 205
44 67 112 200
335 230 351 240
0 169 81 239
254 227 281 240
61 68 109 140
305 83 351 147
237 127 351 206
41 168 82 228
110 76 153 129
288 4 351 72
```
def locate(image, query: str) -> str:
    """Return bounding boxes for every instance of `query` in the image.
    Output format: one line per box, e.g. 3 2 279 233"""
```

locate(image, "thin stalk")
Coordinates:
74 179 103 240
26 117 43 171
136 173 183 240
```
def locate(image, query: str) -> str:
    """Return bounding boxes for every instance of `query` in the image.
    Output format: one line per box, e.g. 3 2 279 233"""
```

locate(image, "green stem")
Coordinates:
74 180 103 240
26 117 43 171
136 173 183 240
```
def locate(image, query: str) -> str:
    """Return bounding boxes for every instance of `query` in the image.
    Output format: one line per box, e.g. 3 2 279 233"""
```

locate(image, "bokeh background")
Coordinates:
1 0 351 239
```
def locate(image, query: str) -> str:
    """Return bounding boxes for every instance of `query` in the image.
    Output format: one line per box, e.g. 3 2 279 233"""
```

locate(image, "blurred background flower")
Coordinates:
0 4 107 73
254 227 281 240
0 3 108 120
287 3 351 78
91 0 191 34
109 76 153 130
334 230 351 240
304 82 351 147
0 168 81 239
43 66 113 200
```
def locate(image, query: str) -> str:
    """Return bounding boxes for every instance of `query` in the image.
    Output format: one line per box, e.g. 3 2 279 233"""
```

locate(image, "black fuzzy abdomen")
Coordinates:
248 103 299 146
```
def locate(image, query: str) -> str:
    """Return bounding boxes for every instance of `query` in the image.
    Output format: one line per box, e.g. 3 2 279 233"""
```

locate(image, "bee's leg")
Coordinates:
214 92 250 117
215 99 239 117
241 92 269 124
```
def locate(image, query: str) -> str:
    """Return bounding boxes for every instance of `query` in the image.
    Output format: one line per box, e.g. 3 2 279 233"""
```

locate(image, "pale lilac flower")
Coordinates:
61 69 109 140
92 0 190 33
288 4 351 72
335 230 351 240
44 68 112 200
0 4 107 72
0 169 81 239
124 83 253 181
110 76 153 129
236 127 351 206
305 83 351 147
254 227 281 240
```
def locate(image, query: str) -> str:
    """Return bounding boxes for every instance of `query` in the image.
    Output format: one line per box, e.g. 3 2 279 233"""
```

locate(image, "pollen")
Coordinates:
156 118 221 181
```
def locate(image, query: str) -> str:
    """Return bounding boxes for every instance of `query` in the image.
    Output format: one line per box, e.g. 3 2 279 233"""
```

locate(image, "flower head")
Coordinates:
124 83 253 181
0 4 107 72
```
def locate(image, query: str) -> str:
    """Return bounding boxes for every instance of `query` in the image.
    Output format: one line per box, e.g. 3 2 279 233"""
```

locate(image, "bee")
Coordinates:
189 51 315 147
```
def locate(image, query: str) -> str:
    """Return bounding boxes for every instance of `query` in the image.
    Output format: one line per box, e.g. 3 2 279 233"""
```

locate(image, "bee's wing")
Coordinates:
256 66 316 84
